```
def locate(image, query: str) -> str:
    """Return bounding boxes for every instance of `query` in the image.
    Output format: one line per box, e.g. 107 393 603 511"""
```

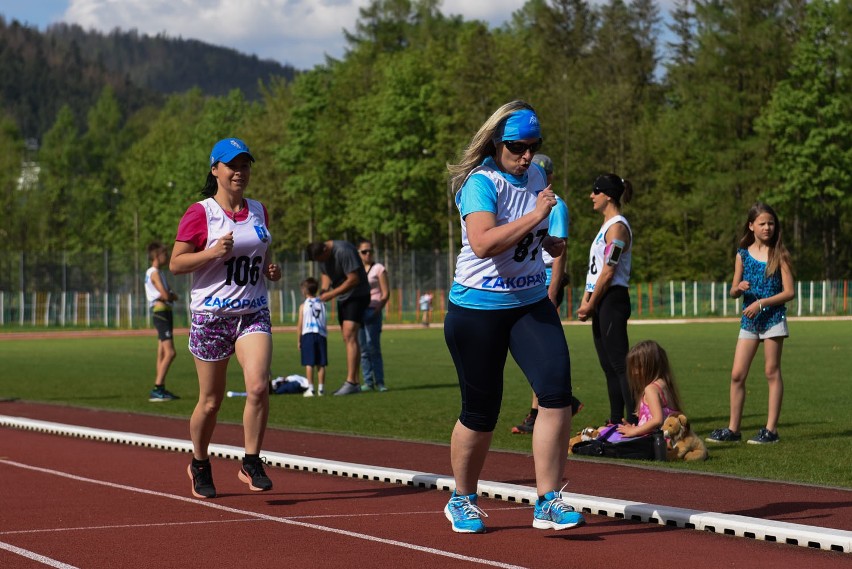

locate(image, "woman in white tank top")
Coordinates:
170 138 281 499
577 173 636 425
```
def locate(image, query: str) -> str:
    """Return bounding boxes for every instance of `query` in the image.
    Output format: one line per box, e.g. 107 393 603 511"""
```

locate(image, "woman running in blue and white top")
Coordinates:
442 100 585 534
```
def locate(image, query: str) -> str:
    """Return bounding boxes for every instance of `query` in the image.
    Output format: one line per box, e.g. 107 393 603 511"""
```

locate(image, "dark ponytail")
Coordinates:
621 179 633 205
201 171 217 198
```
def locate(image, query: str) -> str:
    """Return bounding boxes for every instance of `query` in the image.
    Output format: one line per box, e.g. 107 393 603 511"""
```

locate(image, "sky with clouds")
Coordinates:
0 0 676 70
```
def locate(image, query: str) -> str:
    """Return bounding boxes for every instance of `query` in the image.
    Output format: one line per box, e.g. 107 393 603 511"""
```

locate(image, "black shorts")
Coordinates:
444 297 572 432
152 309 174 341
337 295 370 326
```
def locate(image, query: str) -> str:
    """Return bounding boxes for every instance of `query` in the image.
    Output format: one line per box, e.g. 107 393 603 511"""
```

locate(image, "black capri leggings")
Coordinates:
591 285 635 424
444 297 573 432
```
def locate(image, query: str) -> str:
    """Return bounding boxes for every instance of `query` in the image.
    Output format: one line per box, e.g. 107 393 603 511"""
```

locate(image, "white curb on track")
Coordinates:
1 414 849 554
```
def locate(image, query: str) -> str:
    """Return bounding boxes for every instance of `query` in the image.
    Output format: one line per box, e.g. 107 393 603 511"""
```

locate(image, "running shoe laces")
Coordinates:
239 457 273 491
445 492 488 533
533 484 585 530
454 496 487 521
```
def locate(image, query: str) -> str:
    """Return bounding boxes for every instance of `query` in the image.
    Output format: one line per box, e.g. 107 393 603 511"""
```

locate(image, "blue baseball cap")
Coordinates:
500 109 541 141
210 138 254 166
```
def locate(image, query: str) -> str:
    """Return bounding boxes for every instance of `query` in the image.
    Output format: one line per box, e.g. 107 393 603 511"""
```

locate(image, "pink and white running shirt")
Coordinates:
176 197 272 316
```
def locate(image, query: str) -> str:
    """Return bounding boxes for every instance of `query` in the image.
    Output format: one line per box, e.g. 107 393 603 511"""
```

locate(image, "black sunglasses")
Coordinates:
359 249 373 254
503 139 542 156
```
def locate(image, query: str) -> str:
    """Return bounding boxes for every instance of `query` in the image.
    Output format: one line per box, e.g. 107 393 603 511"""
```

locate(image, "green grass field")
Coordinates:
1 319 850 488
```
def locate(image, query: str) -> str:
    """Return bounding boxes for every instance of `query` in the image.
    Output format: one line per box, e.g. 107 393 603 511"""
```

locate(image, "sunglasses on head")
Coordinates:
503 139 542 156
359 249 373 254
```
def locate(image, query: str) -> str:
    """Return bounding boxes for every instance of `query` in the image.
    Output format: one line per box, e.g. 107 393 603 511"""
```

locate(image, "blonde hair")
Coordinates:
447 100 536 194
738 202 793 278
626 340 684 415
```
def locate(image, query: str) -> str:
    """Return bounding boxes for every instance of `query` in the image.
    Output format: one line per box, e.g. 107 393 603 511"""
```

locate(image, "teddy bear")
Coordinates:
567 427 599 455
662 414 708 461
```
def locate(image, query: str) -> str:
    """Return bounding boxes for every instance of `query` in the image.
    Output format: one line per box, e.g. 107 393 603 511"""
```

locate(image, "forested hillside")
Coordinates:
0 17 159 139
45 23 297 100
0 0 849 284
0 17 297 139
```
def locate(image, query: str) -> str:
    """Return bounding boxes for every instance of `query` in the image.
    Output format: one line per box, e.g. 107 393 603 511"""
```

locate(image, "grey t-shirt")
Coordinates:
322 240 370 302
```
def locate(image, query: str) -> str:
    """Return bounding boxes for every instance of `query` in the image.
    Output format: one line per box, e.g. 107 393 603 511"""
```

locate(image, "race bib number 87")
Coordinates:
513 229 548 262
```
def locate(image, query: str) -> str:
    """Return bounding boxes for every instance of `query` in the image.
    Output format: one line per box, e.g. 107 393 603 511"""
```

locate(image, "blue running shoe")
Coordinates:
444 491 487 533
533 486 585 530
705 427 742 443
149 388 179 402
747 428 780 444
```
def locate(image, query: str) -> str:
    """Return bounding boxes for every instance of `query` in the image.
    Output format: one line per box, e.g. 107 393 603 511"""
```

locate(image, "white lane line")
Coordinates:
0 518 263 536
0 540 80 569
0 459 528 569
0 507 527 535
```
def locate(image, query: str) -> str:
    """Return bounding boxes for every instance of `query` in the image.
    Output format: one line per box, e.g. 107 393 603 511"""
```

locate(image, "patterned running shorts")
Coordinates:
189 308 272 361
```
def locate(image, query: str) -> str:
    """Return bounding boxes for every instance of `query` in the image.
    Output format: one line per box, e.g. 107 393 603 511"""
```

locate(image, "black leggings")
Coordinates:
444 298 573 432
591 286 635 424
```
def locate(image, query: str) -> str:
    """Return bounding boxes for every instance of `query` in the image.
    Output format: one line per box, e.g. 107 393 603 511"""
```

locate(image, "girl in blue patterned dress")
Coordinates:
707 203 794 445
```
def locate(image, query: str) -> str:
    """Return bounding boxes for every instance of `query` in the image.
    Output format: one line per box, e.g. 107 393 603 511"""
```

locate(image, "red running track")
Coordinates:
1 401 850 569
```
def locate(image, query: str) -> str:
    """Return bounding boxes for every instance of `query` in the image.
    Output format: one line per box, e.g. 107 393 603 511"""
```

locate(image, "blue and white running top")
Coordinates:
300 297 328 337
450 157 550 310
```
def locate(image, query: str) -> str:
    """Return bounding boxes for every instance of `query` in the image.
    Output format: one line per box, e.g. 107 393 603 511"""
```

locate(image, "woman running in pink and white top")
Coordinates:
170 137 281 499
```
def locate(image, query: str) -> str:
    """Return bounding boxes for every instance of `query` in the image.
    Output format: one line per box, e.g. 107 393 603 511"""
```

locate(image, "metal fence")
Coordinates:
1 250 849 329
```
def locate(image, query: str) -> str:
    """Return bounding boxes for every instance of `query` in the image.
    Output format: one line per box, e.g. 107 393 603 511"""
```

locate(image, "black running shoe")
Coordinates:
239 458 273 492
187 462 216 498
512 413 536 434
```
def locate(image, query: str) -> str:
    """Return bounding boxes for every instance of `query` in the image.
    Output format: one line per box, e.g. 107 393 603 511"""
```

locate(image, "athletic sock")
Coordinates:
191 457 210 468
243 453 260 465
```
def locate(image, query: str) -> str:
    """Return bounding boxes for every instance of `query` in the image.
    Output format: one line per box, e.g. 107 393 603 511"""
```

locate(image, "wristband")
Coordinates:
758 300 763 311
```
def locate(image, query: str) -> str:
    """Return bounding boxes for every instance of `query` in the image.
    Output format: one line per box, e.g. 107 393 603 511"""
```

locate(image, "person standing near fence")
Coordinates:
418 291 433 326
305 240 371 395
357 239 390 392
577 173 636 426
443 100 584 534
706 202 794 445
144 241 179 402
170 137 281 499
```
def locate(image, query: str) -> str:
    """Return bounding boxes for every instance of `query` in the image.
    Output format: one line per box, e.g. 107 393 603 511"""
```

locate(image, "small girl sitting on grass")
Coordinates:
616 340 684 438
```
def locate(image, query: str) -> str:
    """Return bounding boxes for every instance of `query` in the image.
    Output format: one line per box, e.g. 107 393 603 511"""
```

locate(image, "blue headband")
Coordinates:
500 109 541 141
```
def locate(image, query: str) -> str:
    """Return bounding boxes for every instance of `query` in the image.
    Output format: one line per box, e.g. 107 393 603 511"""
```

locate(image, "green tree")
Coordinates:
78 86 126 253
651 0 802 280
346 50 442 250
0 116 24 247
756 0 852 278
120 90 208 249
36 105 81 253
276 67 340 250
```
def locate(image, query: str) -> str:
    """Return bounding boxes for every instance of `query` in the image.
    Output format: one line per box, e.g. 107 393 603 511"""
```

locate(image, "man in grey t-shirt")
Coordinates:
306 240 371 395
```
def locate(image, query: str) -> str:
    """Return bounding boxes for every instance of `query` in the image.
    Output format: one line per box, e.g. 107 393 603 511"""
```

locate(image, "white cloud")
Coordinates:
61 0 678 69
